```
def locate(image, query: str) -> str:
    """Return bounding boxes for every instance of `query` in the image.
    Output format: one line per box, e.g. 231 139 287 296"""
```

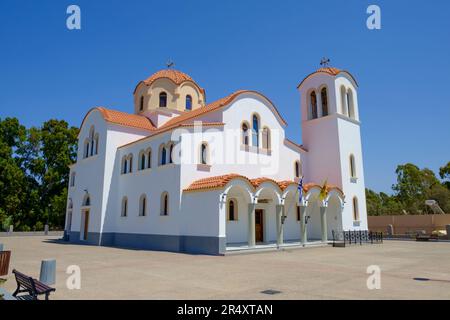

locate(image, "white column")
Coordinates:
248 203 256 247
276 205 284 247
300 205 307 245
320 205 328 242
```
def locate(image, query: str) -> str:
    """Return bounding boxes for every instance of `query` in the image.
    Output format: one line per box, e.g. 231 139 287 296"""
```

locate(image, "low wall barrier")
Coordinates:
332 230 383 247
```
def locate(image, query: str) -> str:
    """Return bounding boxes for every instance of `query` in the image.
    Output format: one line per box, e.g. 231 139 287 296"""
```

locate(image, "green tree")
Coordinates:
392 163 440 214
0 118 29 230
439 162 450 190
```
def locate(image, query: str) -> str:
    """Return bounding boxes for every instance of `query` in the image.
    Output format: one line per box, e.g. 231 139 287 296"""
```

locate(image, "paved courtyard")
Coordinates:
1 236 449 299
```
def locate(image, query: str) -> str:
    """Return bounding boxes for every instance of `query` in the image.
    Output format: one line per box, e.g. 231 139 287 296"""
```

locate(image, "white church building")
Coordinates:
64 66 368 255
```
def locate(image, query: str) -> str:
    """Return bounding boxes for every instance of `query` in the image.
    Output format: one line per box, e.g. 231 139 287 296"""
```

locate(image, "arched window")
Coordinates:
70 172 76 187
228 199 237 221
350 154 356 178
185 95 192 110
83 194 91 207
340 86 347 116
84 139 90 158
139 151 146 170
242 123 249 146
121 197 128 217
252 114 259 147
159 92 167 108
169 144 174 164
295 160 302 178
122 155 128 174
139 194 147 216
140 96 144 111
67 199 73 231
146 149 152 169
161 192 169 216
94 133 99 155
89 127 95 156
128 154 133 173
347 89 355 119
159 144 166 165
321 87 328 117
353 197 359 221
200 143 208 165
310 91 318 119
262 127 270 150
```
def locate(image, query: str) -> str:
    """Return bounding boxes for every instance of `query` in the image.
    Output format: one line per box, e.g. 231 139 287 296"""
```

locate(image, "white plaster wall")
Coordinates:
180 189 222 237
225 194 249 243
109 131 182 235
67 110 150 238
337 117 368 231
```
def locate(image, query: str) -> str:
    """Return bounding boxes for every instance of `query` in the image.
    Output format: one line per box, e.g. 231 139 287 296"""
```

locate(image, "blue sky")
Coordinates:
0 0 449 193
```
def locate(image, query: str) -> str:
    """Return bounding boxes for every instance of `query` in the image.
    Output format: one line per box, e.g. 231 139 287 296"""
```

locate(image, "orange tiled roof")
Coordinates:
297 67 358 88
137 69 205 94
162 90 287 129
143 69 194 86
94 107 155 131
184 174 343 195
84 90 287 144
316 67 341 76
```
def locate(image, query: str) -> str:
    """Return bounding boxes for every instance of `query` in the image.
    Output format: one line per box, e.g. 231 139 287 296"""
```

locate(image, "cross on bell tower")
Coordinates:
320 57 330 67
166 60 175 69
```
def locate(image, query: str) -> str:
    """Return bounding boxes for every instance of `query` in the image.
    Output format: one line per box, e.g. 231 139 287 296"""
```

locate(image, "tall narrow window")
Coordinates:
350 154 356 178
242 123 249 146
353 197 359 221
140 152 146 170
228 199 237 221
139 194 147 216
89 127 95 157
70 172 76 187
347 89 355 119
94 134 99 155
128 155 133 173
159 92 167 107
121 197 128 217
160 145 167 165
295 160 301 178
147 149 152 169
161 192 169 216
310 91 318 119
185 95 192 110
84 139 90 158
200 143 208 165
262 127 270 150
252 114 259 147
321 87 328 117
169 144 174 164
140 96 144 111
296 206 301 221
122 156 128 174
341 86 347 115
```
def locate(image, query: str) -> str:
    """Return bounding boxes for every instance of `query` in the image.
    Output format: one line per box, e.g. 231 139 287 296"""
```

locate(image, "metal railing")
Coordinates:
332 230 383 247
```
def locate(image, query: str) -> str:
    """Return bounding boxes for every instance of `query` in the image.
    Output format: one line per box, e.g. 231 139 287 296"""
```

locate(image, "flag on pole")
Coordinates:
298 176 303 204
319 179 328 201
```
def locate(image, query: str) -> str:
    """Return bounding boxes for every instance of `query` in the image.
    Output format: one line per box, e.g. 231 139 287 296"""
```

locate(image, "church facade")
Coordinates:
64 66 367 255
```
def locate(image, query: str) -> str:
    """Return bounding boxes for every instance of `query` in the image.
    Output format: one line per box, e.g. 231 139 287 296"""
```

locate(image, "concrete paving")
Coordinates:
1 236 449 299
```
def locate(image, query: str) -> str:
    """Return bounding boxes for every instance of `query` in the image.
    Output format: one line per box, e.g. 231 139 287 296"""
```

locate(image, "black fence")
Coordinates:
332 230 383 247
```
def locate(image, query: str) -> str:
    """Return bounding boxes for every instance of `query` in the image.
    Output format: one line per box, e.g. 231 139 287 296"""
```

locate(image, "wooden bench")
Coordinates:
12 269 56 300
0 251 11 277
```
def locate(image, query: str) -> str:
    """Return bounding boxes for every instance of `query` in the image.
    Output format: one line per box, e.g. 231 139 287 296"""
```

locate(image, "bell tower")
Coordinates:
297 64 367 231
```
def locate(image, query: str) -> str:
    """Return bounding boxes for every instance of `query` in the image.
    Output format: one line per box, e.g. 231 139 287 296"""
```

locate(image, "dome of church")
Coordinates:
143 69 197 87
